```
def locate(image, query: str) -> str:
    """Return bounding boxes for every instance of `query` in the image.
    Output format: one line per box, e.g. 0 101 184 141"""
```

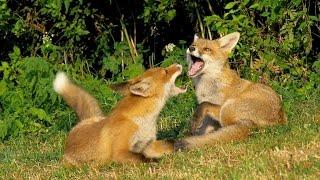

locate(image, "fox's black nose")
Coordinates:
189 46 195 52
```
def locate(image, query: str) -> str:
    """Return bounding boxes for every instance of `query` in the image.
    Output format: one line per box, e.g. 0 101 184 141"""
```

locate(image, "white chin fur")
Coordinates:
53 72 69 94
170 86 187 96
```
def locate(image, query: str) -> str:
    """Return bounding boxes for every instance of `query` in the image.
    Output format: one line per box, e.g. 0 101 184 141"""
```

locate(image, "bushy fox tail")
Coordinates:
175 121 253 150
53 72 103 121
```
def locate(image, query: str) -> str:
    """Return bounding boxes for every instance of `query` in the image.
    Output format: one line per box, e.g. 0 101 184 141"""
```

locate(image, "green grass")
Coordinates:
0 89 319 179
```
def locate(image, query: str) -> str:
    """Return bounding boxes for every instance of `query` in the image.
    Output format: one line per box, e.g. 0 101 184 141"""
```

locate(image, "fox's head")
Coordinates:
111 64 186 98
187 32 240 77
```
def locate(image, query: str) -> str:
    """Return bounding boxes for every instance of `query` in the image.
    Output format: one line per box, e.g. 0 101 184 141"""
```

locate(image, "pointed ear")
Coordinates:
218 32 240 52
129 77 153 97
194 34 199 42
110 81 130 95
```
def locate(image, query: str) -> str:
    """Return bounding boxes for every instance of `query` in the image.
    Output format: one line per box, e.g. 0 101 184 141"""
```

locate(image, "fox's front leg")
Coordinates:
142 140 174 159
191 102 221 135
131 139 173 159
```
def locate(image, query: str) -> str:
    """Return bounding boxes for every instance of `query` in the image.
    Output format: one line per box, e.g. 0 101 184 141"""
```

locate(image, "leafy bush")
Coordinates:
0 47 56 139
0 46 119 140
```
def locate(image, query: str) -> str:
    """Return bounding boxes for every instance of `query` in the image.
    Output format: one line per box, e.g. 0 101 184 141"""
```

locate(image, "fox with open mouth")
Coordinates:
54 64 186 166
175 32 287 149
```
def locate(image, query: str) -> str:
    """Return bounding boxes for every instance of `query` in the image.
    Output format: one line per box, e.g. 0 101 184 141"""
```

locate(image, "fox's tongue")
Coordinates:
188 61 204 76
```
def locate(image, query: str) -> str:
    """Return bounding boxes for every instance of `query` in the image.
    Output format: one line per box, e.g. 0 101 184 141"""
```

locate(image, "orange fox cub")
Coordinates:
174 32 287 149
53 64 186 165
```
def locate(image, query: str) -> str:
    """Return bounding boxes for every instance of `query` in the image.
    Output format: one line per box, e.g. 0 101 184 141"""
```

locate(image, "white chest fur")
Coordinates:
130 114 157 153
129 94 168 153
194 75 225 105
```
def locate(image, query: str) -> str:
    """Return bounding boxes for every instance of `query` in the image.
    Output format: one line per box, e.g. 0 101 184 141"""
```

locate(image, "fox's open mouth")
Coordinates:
188 55 204 77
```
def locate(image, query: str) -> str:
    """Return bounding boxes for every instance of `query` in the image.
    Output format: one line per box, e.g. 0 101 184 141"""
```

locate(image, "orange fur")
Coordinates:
54 64 186 166
174 33 287 150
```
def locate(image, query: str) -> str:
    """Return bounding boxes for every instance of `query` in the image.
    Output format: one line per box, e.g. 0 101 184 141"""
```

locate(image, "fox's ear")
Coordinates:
218 32 240 52
129 77 153 97
194 34 199 42
110 81 130 95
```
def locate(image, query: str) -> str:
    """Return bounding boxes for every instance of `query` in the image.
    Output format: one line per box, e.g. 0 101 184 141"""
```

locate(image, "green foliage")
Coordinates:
0 46 118 140
0 0 10 27
0 47 56 140
99 40 145 81
203 0 319 98
141 0 177 23
160 41 188 67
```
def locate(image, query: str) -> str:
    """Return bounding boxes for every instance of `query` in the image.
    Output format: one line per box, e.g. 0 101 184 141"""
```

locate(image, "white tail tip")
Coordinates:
53 72 69 94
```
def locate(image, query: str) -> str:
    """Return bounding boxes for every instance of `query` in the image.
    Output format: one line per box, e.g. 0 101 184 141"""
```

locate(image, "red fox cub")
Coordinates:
174 32 287 149
53 64 186 165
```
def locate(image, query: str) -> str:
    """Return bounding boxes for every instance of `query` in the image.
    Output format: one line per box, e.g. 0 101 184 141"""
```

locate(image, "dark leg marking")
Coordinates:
131 139 153 153
190 102 221 135
192 115 221 136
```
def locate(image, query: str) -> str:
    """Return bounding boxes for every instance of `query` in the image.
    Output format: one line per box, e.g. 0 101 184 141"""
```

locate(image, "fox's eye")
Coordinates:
164 69 168 74
203 47 211 52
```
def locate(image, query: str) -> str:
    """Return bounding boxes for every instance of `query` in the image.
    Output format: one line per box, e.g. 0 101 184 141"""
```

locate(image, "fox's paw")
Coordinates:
173 140 189 151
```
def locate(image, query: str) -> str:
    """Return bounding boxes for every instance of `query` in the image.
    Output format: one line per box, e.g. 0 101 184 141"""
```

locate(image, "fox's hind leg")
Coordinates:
175 120 254 150
191 102 221 135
